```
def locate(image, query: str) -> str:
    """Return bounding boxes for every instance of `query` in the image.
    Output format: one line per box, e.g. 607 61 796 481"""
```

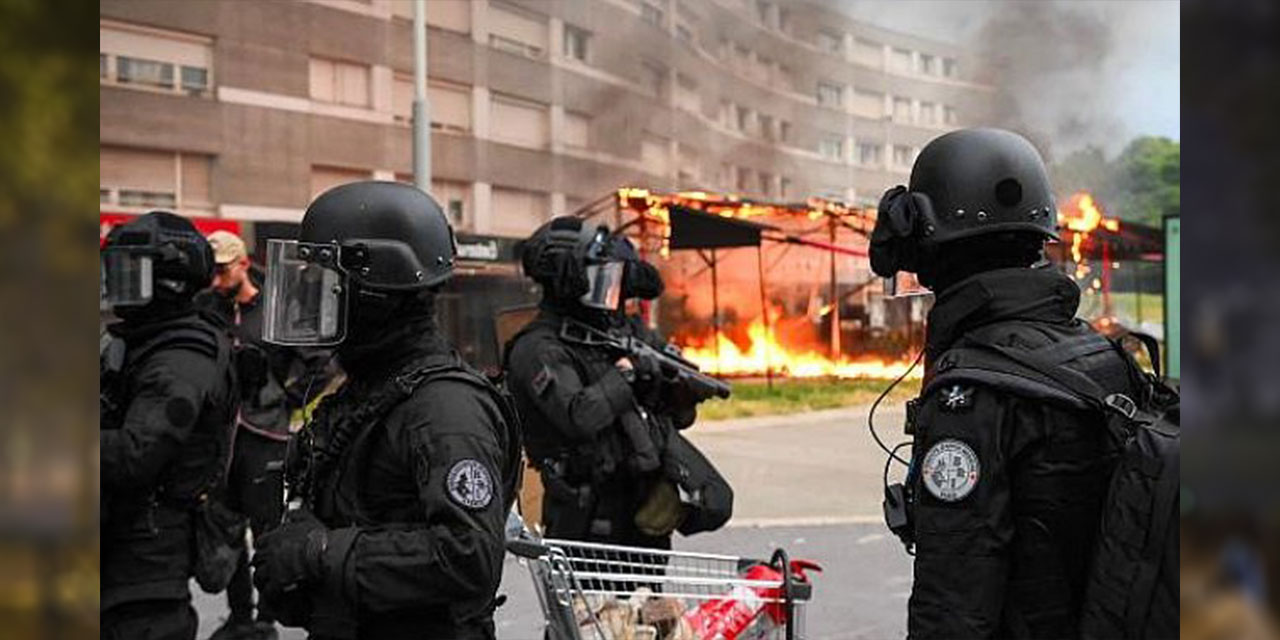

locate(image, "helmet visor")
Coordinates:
580 261 625 310
101 251 154 306
263 239 348 346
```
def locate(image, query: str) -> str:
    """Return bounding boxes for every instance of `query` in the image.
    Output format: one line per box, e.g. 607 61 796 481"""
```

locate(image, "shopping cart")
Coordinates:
507 534 819 640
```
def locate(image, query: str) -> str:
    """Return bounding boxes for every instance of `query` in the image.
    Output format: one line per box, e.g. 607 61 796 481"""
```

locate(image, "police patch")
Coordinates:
922 439 980 502
940 384 974 412
447 459 494 509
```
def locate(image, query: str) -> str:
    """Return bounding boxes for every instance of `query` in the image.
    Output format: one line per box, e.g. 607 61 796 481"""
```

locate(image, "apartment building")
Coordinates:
99 0 991 362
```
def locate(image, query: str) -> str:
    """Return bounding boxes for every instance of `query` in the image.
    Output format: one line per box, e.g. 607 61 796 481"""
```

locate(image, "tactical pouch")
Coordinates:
192 494 248 594
538 460 596 538
662 432 733 535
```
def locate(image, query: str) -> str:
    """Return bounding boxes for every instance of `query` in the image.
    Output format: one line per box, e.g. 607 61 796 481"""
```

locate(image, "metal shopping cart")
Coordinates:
507 534 819 640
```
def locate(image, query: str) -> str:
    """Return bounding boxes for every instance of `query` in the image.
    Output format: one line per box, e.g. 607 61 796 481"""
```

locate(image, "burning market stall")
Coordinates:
1052 192 1166 339
575 188 921 380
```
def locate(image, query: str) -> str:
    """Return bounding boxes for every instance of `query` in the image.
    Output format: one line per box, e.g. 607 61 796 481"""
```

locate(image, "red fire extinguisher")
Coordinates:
683 552 821 640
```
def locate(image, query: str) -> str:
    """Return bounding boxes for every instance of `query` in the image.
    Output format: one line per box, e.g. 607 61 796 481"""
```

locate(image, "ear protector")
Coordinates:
869 185 936 278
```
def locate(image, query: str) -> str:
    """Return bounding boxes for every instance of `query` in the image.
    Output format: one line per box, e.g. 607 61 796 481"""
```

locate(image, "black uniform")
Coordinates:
197 280 332 632
101 310 237 640
275 322 520 639
505 304 697 548
905 267 1141 639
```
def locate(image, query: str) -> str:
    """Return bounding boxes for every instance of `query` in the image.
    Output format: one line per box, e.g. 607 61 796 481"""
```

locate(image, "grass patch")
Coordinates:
696 377 922 421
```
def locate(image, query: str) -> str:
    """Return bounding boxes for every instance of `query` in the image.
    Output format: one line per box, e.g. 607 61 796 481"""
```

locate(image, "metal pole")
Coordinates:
412 0 431 191
828 215 841 360
710 248 720 372
757 244 773 390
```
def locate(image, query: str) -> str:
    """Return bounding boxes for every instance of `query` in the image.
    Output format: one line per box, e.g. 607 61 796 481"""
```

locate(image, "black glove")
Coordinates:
252 509 327 624
630 350 665 403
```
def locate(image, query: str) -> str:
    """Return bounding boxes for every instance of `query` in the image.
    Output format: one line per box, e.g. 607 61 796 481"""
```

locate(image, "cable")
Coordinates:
868 347 924 467
883 441 913 489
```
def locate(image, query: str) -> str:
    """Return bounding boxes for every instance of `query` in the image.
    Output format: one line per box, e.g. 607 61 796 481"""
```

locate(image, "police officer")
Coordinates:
101 212 237 640
250 181 522 640
871 128 1147 639
197 231 333 640
504 217 700 550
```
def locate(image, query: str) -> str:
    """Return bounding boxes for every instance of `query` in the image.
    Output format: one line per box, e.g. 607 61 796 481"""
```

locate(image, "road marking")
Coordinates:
855 533 885 544
727 515 885 528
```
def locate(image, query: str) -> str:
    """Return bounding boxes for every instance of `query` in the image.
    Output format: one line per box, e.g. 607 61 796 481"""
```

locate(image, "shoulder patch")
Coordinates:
447 459 495 509
531 363 554 396
922 439 980 502
939 384 974 412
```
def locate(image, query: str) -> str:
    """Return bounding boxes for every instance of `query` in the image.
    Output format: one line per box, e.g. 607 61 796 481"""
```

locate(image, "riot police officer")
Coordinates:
504 217 710 551
251 181 522 640
101 211 237 640
871 128 1147 639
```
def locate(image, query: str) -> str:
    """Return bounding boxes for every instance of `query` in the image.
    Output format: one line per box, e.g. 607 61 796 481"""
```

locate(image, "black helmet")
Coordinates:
871 128 1057 278
101 210 213 306
520 216 621 309
263 181 456 345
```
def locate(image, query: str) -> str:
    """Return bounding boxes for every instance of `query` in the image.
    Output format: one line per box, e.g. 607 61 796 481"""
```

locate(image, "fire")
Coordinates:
677 316 922 380
1057 192 1121 279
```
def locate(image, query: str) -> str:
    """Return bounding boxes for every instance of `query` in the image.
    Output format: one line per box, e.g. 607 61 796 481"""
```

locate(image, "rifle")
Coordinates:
559 319 732 401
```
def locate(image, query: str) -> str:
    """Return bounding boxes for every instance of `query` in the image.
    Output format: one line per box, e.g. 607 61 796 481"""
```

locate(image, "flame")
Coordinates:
676 315 922 380
1057 192 1121 279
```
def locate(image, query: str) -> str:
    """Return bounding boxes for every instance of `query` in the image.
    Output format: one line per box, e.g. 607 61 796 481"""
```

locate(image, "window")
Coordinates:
890 48 913 74
310 58 370 107
490 94 549 148
893 145 913 167
393 77 472 132
735 104 752 132
919 54 936 75
944 105 958 125
775 63 793 90
755 0 772 25
100 21 212 96
563 111 590 148
758 114 774 141
489 2 547 58
852 89 883 118
853 38 882 67
777 7 790 33
674 74 700 113
816 30 842 54
819 136 843 161
641 2 664 26
893 97 912 122
943 58 958 78
310 165 370 200
641 134 669 176
492 187 549 236
780 176 792 198
117 57 173 90
640 61 665 96
779 120 792 143
426 179 470 224
857 142 882 166
677 144 699 183
920 102 937 125
758 171 773 196
563 23 590 62
816 82 844 108
101 146 212 211
736 167 752 192
391 0 471 33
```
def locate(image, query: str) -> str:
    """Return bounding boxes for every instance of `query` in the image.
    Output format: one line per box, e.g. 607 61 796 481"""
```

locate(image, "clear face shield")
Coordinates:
101 250 155 307
263 239 349 346
580 261 625 310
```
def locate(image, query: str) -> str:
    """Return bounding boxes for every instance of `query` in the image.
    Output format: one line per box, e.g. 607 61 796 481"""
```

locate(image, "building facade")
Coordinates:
100 0 991 234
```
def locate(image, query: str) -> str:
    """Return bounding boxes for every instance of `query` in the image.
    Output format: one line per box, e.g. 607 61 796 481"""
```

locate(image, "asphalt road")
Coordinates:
195 403 917 640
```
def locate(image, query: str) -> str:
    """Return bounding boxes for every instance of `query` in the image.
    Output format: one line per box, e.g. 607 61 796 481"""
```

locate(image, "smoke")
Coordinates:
968 1 1127 160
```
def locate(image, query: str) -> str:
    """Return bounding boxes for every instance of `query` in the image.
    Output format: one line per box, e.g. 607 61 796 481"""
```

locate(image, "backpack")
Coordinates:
949 333 1179 640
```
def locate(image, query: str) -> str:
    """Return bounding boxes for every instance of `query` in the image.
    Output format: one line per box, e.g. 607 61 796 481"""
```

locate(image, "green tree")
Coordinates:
1048 136 1179 226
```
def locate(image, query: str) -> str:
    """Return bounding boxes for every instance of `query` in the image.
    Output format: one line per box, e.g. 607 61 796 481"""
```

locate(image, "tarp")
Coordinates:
668 204 770 250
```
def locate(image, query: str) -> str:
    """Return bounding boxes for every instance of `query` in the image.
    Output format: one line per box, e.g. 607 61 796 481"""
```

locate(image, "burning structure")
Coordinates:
576 187 1166 382
578 188 925 380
